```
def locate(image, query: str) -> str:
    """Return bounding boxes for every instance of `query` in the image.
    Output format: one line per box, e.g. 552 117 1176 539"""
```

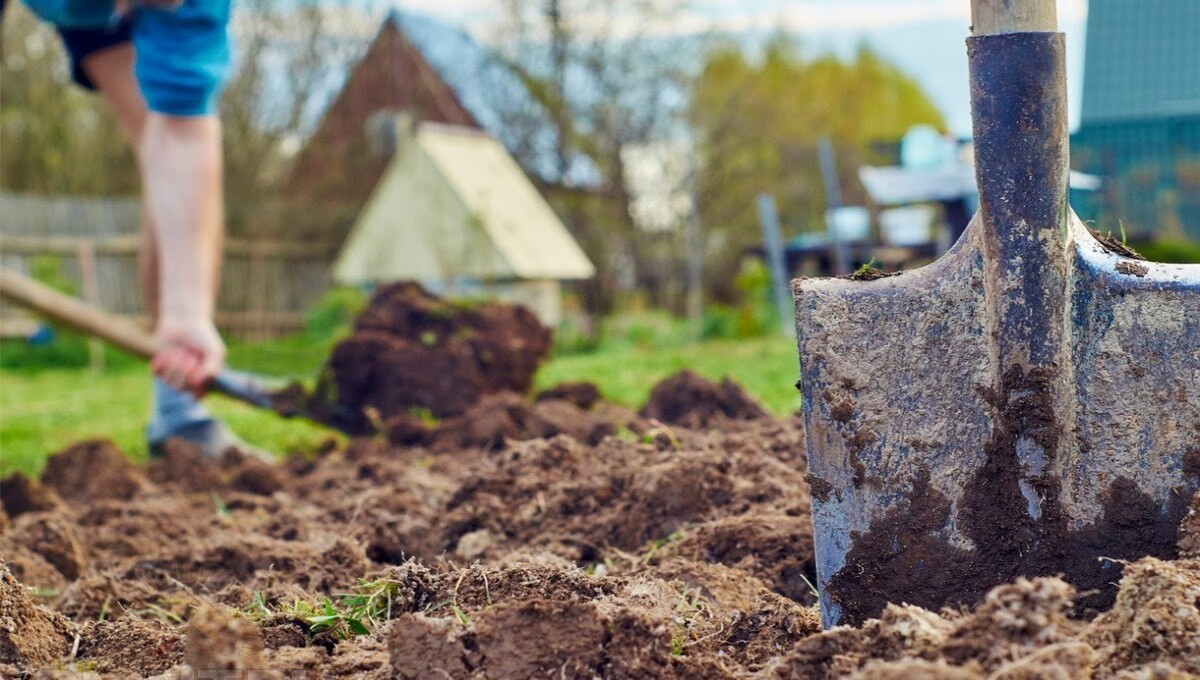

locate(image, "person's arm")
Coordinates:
141 112 225 393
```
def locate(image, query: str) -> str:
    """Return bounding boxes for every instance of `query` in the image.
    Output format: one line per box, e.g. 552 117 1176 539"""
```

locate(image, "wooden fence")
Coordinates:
0 193 340 340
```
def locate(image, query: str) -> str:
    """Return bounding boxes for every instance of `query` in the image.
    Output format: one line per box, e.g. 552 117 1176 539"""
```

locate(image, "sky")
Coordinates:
373 0 1091 135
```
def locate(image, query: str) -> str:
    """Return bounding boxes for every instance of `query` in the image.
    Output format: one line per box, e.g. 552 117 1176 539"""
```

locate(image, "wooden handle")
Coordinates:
972 0 1057 35
0 267 162 359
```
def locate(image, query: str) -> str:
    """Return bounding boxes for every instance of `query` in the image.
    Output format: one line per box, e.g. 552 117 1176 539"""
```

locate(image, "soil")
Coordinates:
285 282 554 434
1089 228 1146 261
2 295 1198 677
640 369 769 429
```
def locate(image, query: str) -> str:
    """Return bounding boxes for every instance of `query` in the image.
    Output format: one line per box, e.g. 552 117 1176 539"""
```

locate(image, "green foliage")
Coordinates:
552 313 601 356
691 35 945 301
30 255 76 296
303 286 366 340
1136 239 1200 264
699 305 739 341
0 7 139 195
0 255 140 372
242 574 418 641
733 260 778 338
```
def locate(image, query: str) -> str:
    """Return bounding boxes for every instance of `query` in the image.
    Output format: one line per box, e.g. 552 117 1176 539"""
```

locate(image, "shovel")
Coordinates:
0 267 312 419
793 0 1200 627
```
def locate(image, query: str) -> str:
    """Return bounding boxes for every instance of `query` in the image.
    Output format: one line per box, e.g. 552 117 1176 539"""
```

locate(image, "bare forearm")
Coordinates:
140 113 224 324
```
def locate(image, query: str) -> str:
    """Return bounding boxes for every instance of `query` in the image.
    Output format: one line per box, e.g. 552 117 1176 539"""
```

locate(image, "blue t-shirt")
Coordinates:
24 0 231 116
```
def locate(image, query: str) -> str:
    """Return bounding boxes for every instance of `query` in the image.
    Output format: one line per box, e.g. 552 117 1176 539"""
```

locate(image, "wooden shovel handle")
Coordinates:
971 0 1057 35
0 267 162 359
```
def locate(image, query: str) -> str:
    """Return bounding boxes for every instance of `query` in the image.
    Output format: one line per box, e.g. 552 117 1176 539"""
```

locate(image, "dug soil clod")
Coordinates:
0 561 74 672
296 282 553 434
640 369 769 429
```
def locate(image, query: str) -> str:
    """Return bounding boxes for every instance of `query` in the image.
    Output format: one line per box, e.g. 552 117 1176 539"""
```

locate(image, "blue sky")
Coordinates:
373 0 1090 134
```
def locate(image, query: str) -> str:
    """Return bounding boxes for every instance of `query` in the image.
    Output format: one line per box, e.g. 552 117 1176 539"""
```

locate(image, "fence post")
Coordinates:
76 239 105 372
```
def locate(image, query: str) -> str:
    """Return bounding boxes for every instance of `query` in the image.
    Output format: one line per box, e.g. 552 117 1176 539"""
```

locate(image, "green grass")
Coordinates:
535 336 800 416
0 334 800 478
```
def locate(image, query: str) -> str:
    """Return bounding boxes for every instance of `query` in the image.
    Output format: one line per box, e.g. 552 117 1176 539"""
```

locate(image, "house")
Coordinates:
290 13 597 324
287 11 482 214
331 119 594 325
1071 0 1200 239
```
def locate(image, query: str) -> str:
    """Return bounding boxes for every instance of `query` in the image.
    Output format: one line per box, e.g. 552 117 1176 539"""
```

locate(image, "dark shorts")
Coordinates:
56 20 135 91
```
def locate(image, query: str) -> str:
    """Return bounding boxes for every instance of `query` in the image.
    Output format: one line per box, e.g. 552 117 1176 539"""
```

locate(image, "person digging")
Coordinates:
10 0 268 459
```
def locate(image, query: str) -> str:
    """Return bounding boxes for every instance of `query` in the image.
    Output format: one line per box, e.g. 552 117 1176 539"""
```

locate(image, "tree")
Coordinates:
1 5 137 196
220 1 371 238
483 0 694 313
691 35 945 301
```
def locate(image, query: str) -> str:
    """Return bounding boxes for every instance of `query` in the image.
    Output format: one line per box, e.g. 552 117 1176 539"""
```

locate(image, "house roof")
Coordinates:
1081 0 1200 124
419 124 595 280
287 13 481 206
334 122 594 283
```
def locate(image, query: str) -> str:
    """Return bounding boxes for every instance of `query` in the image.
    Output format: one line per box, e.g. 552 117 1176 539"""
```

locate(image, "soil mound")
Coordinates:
0 472 64 518
0 561 74 671
1086 557 1200 676
641 369 769 428
305 282 553 433
420 391 617 449
40 439 148 504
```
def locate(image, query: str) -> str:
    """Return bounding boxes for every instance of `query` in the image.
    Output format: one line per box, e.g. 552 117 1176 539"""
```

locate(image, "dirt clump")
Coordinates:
641 369 769 428
305 282 553 433
0 473 64 518
421 391 618 450
76 617 185 676
40 439 149 504
535 380 602 410
3 513 88 581
147 439 222 493
1085 557 1200 676
182 604 270 673
0 561 74 670
225 456 288 496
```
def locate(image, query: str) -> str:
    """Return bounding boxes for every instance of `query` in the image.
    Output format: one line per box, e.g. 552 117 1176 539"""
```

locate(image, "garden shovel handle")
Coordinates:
971 0 1056 35
0 267 277 409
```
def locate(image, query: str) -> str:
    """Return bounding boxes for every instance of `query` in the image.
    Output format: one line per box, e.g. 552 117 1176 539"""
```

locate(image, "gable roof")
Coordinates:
333 122 594 284
287 14 481 207
1081 0 1200 123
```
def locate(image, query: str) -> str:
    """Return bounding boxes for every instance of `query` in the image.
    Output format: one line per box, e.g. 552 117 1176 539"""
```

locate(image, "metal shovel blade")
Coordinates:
793 31 1200 627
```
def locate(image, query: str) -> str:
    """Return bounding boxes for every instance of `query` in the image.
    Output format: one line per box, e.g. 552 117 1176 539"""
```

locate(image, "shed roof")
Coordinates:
334 122 594 283
419 124 595 280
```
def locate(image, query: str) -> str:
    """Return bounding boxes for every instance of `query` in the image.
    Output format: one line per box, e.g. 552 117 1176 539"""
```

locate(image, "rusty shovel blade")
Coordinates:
793 31 1200 627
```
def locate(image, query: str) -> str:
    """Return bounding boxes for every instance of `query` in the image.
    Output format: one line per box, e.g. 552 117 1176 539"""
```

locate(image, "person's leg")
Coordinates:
77 42 224 452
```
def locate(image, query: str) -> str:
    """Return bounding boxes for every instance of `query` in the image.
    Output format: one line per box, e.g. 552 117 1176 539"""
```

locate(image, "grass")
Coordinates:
0 332 800 477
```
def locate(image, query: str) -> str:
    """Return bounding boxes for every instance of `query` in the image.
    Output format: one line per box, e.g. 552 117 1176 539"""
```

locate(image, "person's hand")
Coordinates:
151 317 225 396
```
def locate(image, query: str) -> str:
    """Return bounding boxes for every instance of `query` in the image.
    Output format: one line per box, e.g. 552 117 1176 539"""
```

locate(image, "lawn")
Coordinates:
0 334 801 477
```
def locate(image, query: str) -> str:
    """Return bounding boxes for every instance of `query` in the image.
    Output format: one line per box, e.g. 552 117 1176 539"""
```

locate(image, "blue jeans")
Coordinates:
146 378 217 446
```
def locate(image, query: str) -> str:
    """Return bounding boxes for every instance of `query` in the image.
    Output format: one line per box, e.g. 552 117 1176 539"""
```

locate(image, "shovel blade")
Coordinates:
795 216 1200 628
794 28 1200 628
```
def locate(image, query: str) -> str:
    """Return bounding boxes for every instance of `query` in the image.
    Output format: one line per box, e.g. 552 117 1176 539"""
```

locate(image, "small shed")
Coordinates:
333 120 595 325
